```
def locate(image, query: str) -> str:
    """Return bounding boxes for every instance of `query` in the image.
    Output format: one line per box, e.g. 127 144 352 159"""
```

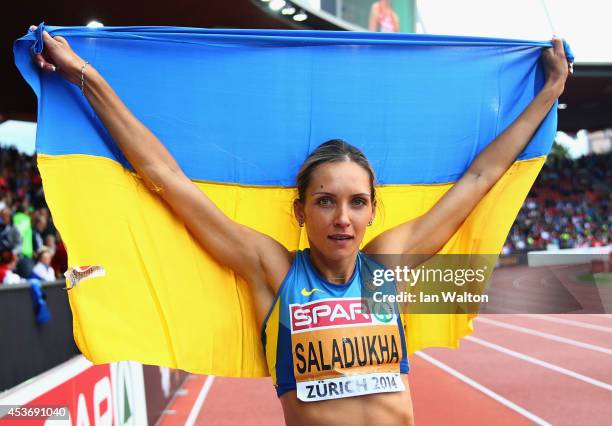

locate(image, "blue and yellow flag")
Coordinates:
14 25 568 377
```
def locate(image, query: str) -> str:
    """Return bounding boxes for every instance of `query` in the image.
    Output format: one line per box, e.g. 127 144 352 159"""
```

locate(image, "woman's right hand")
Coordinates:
30 25 88 86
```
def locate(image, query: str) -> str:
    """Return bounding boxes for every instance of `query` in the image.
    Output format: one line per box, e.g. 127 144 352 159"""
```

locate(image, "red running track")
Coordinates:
158 314 612 425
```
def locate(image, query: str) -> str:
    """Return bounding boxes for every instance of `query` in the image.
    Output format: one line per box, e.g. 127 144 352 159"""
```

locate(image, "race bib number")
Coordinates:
296 372 405 402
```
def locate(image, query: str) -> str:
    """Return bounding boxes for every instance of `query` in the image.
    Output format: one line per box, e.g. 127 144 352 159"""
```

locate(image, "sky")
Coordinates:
0 120 36 155
416 0 612 63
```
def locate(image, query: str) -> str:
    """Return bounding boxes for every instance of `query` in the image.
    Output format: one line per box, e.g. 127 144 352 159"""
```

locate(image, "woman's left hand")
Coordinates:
541 37 571 97
29 25 87 86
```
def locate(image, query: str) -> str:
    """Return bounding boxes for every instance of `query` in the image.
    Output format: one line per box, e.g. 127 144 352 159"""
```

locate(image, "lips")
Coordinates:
328 234 353 240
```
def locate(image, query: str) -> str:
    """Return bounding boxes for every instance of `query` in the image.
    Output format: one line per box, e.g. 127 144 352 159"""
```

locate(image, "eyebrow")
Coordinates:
311 191 371 198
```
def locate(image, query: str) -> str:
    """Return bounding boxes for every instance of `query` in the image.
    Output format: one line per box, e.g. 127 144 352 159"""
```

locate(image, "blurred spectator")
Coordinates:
12 204 33 258
31 248 56 282
32 214 48 254
0 208 22 256
44 234 56 255
503 152 610 254
1 146 62 279
0 249 24 285
369 0 399 33
51 233 67 279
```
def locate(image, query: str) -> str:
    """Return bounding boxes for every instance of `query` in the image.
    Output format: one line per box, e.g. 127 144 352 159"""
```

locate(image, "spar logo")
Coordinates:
290 298 373 332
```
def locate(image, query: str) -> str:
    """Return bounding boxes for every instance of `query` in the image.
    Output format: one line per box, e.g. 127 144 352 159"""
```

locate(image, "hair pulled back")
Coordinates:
296 139 377 203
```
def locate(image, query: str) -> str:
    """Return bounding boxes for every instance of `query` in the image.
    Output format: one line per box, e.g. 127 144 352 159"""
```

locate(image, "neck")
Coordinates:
307 247 358 285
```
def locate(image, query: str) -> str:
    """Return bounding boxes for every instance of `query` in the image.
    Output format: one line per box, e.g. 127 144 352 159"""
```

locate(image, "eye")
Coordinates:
352 198 367 207
317 197 333 206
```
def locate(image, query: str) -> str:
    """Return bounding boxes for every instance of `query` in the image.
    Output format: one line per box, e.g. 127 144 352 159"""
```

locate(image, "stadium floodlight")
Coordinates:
86 20 104 28
269 0 286 11
558 103 567 110
282 6 296 15
293 10 308 21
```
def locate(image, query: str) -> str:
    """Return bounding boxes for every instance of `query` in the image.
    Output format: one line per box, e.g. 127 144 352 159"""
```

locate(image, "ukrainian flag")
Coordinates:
14 25 566 376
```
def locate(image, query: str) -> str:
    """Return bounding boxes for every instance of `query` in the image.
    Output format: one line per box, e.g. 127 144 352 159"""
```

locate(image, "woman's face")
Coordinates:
295 161 375 261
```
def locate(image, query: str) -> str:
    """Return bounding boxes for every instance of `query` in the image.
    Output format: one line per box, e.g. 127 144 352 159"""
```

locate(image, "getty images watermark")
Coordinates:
357 254 495 315
370 263 489 304
359 253 611 314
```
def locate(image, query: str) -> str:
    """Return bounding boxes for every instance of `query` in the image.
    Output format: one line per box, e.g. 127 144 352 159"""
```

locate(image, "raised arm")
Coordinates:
365 38 570 256
32 28 291 290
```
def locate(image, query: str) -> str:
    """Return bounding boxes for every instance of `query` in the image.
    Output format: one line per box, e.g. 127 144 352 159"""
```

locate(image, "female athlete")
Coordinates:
32 26 569 426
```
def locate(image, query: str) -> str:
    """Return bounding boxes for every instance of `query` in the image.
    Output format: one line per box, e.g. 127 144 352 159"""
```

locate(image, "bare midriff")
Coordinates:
279 375 414 426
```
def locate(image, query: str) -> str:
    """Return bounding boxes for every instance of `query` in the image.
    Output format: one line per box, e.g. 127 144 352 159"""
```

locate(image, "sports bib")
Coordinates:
290 297 406 402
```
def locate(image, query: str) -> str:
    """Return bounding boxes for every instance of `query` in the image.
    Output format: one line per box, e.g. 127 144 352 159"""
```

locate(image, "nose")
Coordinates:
334 204 351 228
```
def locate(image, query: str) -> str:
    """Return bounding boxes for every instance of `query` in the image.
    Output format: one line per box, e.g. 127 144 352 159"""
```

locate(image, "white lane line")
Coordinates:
465 336 612 392
476 317 612 355
185 375 216 426
416 352 551 426
519 314 612 333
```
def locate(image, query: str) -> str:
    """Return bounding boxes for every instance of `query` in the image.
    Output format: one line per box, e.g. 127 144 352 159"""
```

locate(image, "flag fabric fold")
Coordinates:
14 24 563 376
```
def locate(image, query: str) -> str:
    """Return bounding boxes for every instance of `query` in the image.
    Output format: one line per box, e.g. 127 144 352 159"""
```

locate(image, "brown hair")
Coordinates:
296 139 377 202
